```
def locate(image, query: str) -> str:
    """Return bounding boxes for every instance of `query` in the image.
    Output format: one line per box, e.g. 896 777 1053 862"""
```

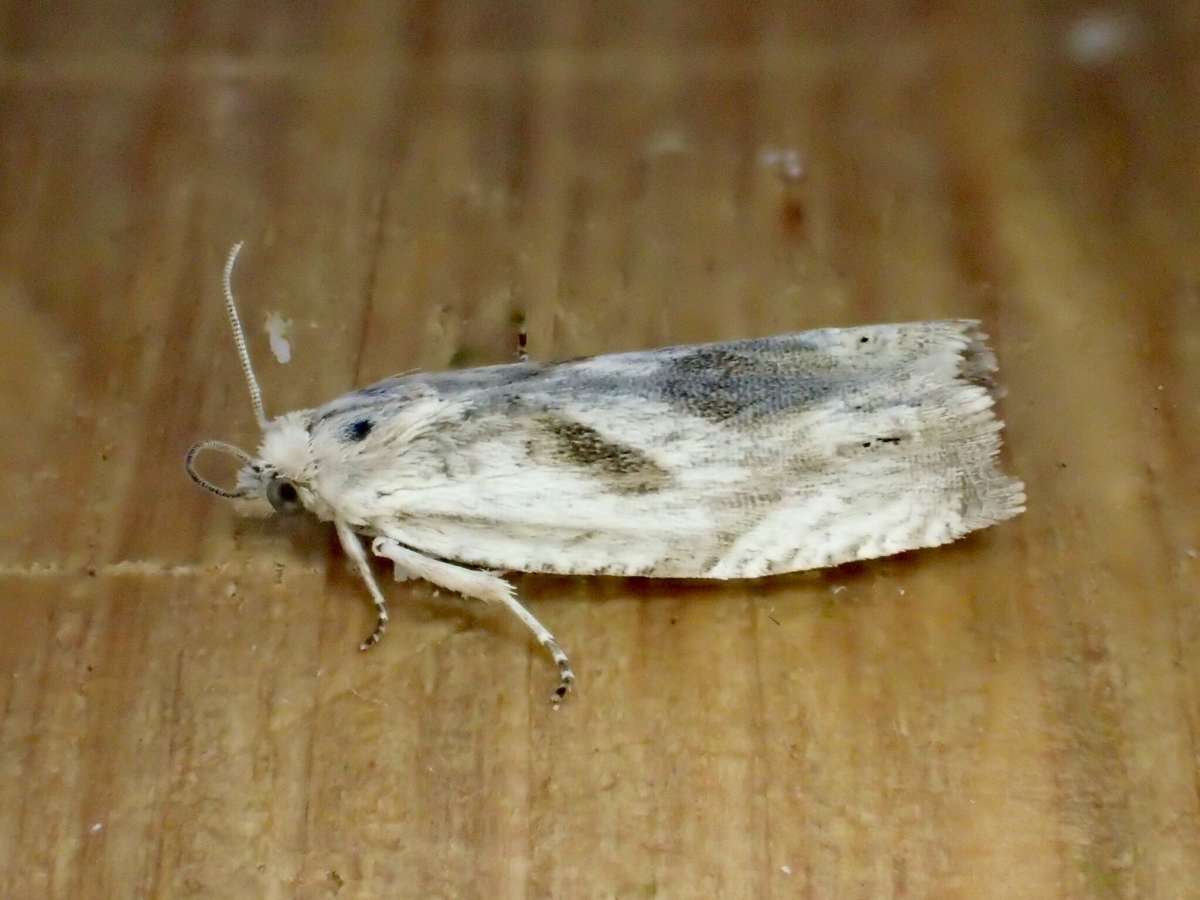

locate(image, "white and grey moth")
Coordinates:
187 243 1025 702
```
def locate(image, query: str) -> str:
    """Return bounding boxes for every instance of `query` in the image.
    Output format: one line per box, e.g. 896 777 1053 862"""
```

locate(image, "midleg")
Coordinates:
372 537 574 702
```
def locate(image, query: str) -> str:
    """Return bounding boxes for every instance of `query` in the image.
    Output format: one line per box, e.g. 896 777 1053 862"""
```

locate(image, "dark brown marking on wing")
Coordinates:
532 415 670 494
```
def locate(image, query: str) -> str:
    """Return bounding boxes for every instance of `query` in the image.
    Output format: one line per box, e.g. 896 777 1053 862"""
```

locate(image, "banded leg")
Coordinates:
372 537 575 702
335 520 390 649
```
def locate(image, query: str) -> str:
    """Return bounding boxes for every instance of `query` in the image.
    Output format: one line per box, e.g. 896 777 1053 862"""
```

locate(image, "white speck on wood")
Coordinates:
759 145 805 182
1065 11 1141 65
264 312 292 364
644 128 690 157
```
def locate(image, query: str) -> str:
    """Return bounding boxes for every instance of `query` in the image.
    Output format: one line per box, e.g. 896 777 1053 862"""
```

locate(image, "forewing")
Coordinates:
306 321 1023 578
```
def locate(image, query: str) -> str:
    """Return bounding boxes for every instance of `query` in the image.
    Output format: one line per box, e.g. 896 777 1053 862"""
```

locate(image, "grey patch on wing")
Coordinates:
530 415 671 494
654 344 844 424
312 364 544 426
419 363 545 394
356 379 407 397
312 384 424 427
958 323 999 392
359 363 545 397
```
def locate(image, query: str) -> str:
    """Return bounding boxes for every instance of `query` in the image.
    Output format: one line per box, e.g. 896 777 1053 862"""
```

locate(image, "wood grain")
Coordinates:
1 2 1197 897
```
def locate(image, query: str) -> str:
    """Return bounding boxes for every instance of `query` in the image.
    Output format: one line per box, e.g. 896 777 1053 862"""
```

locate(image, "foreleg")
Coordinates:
335 520 390 650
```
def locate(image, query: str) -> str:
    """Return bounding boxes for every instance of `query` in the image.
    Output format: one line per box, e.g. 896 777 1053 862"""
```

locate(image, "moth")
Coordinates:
187 243 1025 702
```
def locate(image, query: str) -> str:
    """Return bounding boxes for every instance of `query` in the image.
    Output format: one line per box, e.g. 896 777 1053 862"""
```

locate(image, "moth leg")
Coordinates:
371 537 574 702
335 520 390 649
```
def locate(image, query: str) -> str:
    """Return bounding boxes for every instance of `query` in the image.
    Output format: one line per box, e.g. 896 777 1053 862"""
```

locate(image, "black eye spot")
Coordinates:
279 482 298 502
859 336 869 343
345 418 374 442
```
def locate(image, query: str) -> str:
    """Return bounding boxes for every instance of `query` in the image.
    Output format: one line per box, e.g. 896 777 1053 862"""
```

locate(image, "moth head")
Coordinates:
184 243 317 519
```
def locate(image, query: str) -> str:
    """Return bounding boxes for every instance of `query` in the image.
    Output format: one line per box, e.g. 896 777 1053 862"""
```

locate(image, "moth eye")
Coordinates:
266 478 304 515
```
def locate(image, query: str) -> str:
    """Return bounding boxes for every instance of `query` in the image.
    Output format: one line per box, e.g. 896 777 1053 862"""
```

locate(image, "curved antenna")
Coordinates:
222 241 269 429
185 440 258 498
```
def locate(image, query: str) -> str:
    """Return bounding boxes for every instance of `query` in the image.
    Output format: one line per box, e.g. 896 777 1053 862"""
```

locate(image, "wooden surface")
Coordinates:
2 3 1199 898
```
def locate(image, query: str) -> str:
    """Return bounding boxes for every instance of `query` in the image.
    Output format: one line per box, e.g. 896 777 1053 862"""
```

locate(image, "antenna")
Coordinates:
184 440 256 498
222 241 269 429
